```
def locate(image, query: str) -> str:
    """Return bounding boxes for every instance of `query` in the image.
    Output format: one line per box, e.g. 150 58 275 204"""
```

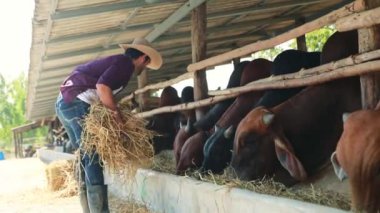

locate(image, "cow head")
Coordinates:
201 125 235 173
332 110 380 213
231 107 307 182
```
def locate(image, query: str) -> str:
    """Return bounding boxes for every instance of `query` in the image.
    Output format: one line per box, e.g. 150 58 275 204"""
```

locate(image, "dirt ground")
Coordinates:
0 158 152 213
0 158 80 213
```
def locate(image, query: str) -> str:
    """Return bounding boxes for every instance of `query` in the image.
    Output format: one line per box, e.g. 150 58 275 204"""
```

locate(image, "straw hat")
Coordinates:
119 38 163 70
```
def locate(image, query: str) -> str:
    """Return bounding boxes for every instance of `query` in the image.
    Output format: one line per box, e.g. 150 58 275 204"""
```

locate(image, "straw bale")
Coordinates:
45 160 78 197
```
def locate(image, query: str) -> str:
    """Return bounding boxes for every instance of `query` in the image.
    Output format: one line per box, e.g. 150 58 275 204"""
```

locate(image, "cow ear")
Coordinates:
331 152 348 181
224 125 234 139
274 137 307 181
342 113 351 123
262 112 275 126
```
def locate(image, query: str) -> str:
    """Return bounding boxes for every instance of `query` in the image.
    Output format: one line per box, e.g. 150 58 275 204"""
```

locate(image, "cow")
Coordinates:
176 131 209 174
173 117 196 165
255 50 320 108
231 30 360 186
147 86 181 154
172 86 197 166
175 62 249 173
201 58 272 173
194 61 250 131
180 86 196 125
202 50 321 174
331 104 380 213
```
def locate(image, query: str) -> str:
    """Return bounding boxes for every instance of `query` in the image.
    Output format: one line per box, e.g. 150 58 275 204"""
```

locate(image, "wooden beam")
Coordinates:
187 0 365 72
138 57 380 118
358 0 380 109
336 6 380 32
146 0 209 42
119 72 194 103
192 2 208 120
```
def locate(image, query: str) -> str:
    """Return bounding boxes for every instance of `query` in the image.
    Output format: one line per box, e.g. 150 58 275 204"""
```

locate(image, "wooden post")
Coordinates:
13 131 18 158
359 0 380 109
19 133 24 158
296 18 307 51
137 70 148 110
191 2 208 120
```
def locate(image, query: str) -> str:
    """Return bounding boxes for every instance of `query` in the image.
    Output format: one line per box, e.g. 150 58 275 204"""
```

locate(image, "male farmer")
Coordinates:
55 38 162 212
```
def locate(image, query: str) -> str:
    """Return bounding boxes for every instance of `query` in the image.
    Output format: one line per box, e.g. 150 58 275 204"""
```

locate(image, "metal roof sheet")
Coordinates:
27 0 352 120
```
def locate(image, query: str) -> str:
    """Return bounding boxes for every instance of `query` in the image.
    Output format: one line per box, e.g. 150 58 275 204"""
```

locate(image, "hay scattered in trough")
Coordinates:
109 195 153 213
150 150 176 174
150 152 350 211
45 160 78 197
82 103 155 179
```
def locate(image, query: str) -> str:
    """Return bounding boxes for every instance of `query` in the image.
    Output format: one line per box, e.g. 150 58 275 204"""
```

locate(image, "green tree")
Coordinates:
0 73 47 151
253 26 336 61
290 26 336 52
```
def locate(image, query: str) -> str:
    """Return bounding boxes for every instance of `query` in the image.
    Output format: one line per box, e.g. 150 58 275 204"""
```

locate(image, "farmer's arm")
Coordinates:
96 83 123 123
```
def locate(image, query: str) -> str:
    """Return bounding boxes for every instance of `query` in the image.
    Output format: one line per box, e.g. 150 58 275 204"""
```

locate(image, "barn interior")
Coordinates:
20 0 380 212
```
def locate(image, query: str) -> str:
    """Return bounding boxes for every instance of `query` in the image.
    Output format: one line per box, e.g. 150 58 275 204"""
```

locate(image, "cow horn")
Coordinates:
224 125 234 139
185 117 193 133
331 152 348 181
342 113 351 123
262 112 275 126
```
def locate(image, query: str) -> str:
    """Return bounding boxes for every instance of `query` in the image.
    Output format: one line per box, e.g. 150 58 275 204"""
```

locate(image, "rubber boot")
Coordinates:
79 186 90 213
87 185 109 213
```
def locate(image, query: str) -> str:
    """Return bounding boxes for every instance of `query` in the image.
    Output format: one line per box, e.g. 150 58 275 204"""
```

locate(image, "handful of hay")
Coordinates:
82 104 155 178
45 160 78 197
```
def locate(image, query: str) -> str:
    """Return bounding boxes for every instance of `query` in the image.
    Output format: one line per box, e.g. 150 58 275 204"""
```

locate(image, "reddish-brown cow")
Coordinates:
332 105 380 213
173 118 195 165
176 131 208 174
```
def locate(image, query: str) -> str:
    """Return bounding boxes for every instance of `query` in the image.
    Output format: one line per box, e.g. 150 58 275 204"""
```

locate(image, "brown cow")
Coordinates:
176 131 208 174
231 30 361 186
232 77 361 185
332 105 380 213
173 118 196 165
201 59 272 173
147 86 181 154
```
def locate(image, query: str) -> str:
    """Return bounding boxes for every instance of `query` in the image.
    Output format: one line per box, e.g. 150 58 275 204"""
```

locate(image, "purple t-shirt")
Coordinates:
60 54 134 103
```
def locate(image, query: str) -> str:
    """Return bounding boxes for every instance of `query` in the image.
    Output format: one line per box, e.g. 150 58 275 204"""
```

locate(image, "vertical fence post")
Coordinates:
359 0 380 109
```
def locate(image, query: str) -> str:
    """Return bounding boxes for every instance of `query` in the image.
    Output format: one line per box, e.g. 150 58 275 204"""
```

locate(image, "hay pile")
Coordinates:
45 160 78 197
82 104 155 179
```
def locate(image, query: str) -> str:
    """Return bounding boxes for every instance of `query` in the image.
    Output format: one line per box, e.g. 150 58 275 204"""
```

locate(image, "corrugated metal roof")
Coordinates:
27 0 352 120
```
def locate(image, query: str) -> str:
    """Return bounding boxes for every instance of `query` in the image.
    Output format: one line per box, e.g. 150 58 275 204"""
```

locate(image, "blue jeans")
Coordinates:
55 94 104 186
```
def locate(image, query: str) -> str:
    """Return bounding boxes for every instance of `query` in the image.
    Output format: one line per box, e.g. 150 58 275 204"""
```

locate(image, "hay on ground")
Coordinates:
82 103 155 179
45 160 78 197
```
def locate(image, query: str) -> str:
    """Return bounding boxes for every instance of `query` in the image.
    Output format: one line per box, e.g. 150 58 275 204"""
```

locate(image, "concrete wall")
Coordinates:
108 169 347 213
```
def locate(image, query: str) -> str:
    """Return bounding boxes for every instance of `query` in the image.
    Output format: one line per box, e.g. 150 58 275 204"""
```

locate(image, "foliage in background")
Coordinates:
0 73 47 151
289 25 336 52
252 26 336 61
